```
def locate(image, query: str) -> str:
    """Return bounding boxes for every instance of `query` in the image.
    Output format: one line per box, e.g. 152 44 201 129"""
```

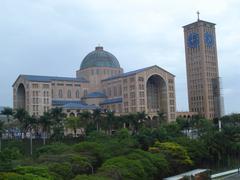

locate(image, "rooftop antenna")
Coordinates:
197 11 200 21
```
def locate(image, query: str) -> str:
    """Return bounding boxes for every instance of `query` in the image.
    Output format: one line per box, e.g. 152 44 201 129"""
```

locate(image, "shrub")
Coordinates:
98 156 146 180
15 166 52 179
36 143 70 157
48 162 72 179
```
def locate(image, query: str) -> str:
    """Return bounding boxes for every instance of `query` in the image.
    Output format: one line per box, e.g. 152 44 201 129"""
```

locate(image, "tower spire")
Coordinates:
197 11 200 21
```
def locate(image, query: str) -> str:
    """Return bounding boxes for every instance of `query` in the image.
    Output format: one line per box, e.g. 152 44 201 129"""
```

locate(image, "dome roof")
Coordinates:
80 46 120 70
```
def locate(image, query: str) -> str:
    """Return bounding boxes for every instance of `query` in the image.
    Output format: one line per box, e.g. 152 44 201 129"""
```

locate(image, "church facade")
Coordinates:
13 46 176 122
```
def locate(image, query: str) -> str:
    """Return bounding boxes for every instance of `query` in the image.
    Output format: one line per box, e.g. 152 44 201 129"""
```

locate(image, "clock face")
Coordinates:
204 32 214 47
187 33 199 48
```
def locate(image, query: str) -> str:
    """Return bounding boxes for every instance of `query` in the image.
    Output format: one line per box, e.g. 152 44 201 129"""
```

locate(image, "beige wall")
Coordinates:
101 66 176 122
184 21 220 119
76 67 123 92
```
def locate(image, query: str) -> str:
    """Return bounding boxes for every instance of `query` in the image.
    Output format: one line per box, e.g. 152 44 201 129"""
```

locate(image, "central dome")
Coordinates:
80 46 120 70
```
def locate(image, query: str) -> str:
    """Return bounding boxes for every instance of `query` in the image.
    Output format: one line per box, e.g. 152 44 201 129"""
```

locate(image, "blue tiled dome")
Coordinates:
80 46 120 70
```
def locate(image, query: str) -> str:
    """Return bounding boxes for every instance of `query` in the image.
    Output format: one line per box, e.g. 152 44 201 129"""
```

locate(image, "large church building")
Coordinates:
13 46 176 122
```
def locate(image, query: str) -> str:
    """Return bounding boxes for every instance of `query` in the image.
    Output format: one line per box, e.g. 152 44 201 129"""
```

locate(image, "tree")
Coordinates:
105 111 115 135
1 107 13 139
13 108 29 138
39 112 52 145
1 107 13 124
65 116 80 137
50 107 65 141
98 156 146 180
149 141 193 174
92 109 102 132
0 121 5 152
157 111 166 126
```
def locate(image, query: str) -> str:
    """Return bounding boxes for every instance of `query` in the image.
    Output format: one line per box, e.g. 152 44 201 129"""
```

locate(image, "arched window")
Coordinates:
67 90 71 98
58 89 63 98
83 89 88 96
76 90 80 98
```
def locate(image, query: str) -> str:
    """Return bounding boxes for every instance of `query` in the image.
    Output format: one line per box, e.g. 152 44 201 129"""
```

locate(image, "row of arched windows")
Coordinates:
58 89 81 99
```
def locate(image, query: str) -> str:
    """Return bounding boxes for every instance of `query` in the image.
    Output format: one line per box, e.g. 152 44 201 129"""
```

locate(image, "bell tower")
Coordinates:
183 14 224 119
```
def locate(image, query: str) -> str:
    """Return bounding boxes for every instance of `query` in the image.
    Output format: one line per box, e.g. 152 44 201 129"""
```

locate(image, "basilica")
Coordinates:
13 46 176 122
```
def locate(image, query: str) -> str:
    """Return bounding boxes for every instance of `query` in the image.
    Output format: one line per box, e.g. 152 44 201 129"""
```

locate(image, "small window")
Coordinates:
76 90 80 98
58 89 63 98
67 90 71 98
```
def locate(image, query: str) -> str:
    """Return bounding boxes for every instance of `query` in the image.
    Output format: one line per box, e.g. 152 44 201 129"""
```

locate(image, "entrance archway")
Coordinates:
146 74 167 115
17 83 26 109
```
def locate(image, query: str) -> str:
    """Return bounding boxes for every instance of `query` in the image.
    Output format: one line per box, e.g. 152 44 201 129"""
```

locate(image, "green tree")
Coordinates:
105 110 115 135
149 141 193 174
65 116 80 137
92 109 102 132
1 107 13 124
1 107 13 138
0 120 5 152
39 112 52 145
98 156 146 180
13 108 29 138
50 107 65 141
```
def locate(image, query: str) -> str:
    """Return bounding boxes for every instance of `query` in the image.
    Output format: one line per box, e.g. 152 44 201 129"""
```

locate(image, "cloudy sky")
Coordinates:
0 0 239 114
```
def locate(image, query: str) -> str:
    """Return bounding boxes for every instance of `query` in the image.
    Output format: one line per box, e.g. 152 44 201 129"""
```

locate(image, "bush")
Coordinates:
0 172 49 180
48 162 72 179
15 166 52 179
36 143 70 157
73 174 109 180
98 156 146 180
73 142 104 168
127 149 169 179
150 141 193 174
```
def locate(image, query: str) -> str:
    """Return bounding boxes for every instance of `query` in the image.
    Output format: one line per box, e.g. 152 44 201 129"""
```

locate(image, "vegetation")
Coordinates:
0 107 240 179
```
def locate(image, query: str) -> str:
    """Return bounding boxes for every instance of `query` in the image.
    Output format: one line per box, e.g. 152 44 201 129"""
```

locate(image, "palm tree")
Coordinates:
27 115 38 155
92 109 102 132
0 120 5 152
39 112 52 145
50 107 65 140
105 110 115 135
1 107 13 138
136 111 147 127
13 108 29 138
65 116 80 137
157 111 166 126
81 111 92 124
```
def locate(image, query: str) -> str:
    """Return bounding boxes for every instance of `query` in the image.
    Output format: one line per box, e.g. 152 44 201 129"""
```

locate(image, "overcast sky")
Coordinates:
0 0 239 114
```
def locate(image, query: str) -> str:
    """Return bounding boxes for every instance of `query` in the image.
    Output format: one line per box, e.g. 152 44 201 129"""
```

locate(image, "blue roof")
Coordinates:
84 91 106 99
52 100 85 106
63 103 99 110
102 65 174 82
19 75 88 83
100 97 122 105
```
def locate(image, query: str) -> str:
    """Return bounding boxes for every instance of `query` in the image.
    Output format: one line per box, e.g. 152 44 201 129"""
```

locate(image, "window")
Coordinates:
32 84 39 88
83 89 88 96
118 85 122 96
113 86 117 96
58 89 63 98
67 90 71 98
76 90 80 98
130 92 135 98
139 92 144 97
130 77 135 83
138 77 144 81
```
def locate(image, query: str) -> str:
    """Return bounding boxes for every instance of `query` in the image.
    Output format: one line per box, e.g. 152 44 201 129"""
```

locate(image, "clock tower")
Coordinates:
183 16 224 119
